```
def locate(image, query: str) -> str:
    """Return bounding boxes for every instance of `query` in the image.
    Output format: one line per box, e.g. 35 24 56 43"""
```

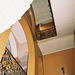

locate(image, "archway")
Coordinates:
19 15 44 75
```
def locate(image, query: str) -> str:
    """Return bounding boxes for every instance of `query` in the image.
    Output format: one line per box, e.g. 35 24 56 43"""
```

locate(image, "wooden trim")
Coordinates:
29 8 36 35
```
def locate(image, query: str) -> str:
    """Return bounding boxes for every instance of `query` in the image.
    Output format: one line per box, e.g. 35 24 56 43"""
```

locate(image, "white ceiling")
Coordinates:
32 0 75 37
38 35 75 55
9 0 75 55
36 0 75 55
11 21 27 44
51 0 75 37
0 0 33 34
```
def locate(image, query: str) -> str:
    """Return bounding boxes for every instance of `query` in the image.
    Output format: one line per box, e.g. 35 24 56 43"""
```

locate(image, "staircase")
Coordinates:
0 48 27 75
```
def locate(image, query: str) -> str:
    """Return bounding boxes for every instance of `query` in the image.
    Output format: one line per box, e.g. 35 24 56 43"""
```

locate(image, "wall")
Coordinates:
43 48 75 75
0 28 11 61
34 43 44 75
17 42 28 61
50 0 75 37
38 34 74 55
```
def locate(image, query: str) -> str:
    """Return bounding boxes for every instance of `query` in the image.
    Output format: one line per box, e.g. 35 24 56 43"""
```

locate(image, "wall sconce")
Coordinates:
61 67 65 74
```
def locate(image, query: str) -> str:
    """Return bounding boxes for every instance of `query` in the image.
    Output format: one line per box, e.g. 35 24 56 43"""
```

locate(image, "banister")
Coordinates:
0 47 27 75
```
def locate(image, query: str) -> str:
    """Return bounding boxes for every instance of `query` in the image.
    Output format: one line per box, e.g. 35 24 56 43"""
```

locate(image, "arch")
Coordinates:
19 16 36 75
19 14 44 75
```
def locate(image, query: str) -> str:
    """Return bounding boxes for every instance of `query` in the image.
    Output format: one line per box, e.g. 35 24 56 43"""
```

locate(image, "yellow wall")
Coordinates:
43 48 75 75
19 16 36 75
0 28 12 61
38 56 44 75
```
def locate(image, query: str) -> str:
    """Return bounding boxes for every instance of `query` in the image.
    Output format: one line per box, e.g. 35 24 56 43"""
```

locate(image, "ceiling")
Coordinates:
32 0 52 25
8 0 75 55
11 21 27 44
50 0 75 37
32 0 75 55
38 34 74 55
0 0 33 34
32 0 75 37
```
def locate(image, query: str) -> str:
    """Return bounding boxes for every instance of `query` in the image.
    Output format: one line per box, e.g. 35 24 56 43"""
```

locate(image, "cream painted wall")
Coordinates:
38 34 74 55
17 42 28 71
50 0 75 37
17 42 28 61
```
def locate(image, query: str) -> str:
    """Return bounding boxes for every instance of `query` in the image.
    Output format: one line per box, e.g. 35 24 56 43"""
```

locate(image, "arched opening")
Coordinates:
6 21 28 73
19 15 44 75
